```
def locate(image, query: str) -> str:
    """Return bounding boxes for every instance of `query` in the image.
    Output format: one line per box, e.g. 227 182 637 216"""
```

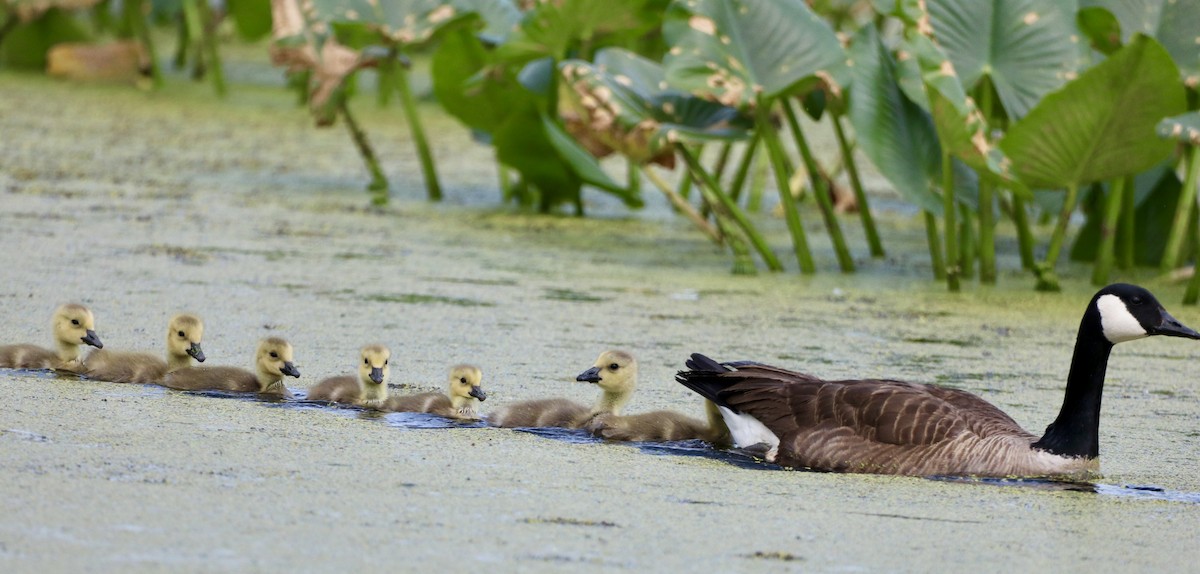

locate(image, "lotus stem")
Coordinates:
1185 209 1200 305
713 142 734 181
924 211 945 281
1161 147 1200 272
976 79 995 281
748 144 768 212
377 57 396 107
678 144 700 200
1091 177 1127 286
1012 194 1035 270
1118 175 1136 269
756 100 815 274
1035 183 1080 292
394 60 442 201
942 151 960 291
643 167 721 244
832 112 884 258
729 134 760 204
679 145 783 271
959 205 975 279
782 100 854 273
194 0 226 96
124 0 162 88
338 98 390 203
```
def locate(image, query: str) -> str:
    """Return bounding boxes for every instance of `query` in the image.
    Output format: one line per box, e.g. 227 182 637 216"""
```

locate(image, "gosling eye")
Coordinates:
269 351 279 359
459 377 467 384
609 363 619 371
364 358 369 365
178 330 186 338
384 359 388 366
71 319 80 326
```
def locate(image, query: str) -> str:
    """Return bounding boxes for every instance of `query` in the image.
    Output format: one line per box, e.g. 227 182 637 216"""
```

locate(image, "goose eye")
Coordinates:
1130 296 1144 305
71 319 80 326
609 363 619 371
269 351 279 359
178 330 186 338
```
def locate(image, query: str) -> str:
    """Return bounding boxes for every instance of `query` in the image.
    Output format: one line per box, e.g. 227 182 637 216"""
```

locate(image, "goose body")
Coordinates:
0 304 103 372
85 314 205 384
385 364 487 419
676 284 1200 477
307 345 390 408
163 337 300 398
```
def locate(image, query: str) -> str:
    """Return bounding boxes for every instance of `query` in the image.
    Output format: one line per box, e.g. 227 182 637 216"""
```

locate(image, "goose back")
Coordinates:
0 344 58 370
306 375 361 404
487 398 590 429
84 350 167 384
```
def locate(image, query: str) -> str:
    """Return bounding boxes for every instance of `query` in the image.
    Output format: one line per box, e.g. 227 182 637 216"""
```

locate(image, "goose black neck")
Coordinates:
1033 305 1112 459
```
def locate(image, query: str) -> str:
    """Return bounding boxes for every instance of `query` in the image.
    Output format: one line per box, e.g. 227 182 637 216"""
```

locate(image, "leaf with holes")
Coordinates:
662 0 846 108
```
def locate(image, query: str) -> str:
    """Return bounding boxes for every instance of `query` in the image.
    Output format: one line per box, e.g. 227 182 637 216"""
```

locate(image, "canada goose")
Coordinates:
0 303 103 372
84 314 206 384
676 284 1200 478
576 351 731 445
306 345 390 408
384 364 487 419
162 337 300 398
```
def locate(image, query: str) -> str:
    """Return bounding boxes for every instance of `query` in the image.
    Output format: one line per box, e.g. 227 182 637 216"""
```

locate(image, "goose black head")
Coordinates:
1093 284 1200 344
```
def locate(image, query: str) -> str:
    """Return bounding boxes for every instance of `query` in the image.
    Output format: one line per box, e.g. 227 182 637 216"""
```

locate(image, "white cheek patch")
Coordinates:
718 405 781 453
1097 294 1148 343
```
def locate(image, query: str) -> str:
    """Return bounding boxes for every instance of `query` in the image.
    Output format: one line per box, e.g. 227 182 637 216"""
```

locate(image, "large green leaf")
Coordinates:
541 114 639 206
846 25 943 214
430 25 525 135
310 0 474 47
1081 0 1200 86
999 35 1185 189
926 0 1079 119
662 0 846 107
497 0 663 64
227 0 273 41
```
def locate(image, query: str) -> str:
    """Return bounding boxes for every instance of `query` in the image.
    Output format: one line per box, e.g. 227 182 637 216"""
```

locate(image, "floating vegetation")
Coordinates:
362 293 493 307
542 288 607 302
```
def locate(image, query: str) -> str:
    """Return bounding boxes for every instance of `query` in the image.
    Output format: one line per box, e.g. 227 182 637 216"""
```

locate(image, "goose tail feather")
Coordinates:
677 353 738 410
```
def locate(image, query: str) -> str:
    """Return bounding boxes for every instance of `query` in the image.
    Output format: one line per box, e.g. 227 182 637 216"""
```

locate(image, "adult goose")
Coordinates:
85 313 206 384
675 284 1200 477
0 303 103 372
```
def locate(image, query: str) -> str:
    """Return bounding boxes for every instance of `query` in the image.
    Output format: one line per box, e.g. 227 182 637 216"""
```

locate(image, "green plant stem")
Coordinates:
194 0 226 96
124 0 162 88
924 211 945 281
678 144 700 200
728 134 760 204
393 61 442 201
338 98 389 203
1036 183 1080 292
942 152 960 291
1161 147 1200 272
1118 175 1136 269
748 145 768 212
959 206 975 279
831 112 884 258
1186 209 1200 304
642 167 721 244
0 15 16 49
627 162 641 198
976 77 996 282
712 142 734 181
377 57 396 107
1091 177 1127 286
1012 194 1035 270
679 145 783 272
756 100 815 274
172 15 189 70
781 100 854 273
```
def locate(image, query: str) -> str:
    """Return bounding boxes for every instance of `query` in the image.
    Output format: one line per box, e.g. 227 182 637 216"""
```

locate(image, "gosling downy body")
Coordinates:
162 337 300 398
577 351 730 445
385 364 487 419
676 284 1200 478
85 314 206 384
0 303 103 372
307 345 390 408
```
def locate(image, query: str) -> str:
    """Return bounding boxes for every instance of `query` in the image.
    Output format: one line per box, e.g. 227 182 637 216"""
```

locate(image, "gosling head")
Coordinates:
53 303 102 350
256 337 300 380
576 350 637 394
446 364 486 402
1092 284 1200 344
166 314 205 363
357 344 390 386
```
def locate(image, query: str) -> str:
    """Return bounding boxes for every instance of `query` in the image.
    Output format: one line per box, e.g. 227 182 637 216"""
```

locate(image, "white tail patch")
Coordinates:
718 406 780 461
1097 294 1148 343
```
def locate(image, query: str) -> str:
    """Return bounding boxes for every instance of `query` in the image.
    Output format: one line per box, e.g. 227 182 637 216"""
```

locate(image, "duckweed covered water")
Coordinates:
1 67 1199 571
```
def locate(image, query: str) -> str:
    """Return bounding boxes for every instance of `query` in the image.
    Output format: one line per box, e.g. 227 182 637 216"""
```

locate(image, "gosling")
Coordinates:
0 303 103 373
162 337 299 398
385 364 487 420
84 314 206 384
306 344 391 408
486 350 635 429
575 350 731 445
